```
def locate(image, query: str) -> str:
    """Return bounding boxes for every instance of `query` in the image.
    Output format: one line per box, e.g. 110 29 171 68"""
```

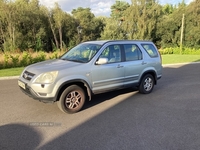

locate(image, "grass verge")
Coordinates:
0 54 200 77
161 54 200 64
0 67 24 77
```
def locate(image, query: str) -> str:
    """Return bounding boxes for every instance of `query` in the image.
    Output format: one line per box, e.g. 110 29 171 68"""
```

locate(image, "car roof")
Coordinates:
83 40 153 45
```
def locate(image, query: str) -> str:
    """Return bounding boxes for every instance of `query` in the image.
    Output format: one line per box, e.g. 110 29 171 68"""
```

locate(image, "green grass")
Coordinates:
161 54 200 64
0 54 200 77
0 67 24 77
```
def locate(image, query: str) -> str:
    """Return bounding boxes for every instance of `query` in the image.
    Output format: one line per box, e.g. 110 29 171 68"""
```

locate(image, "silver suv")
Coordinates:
18 40 162 113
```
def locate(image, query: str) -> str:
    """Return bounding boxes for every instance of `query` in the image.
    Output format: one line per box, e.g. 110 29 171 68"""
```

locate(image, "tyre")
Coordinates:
139 74 154 94
57 85 85 114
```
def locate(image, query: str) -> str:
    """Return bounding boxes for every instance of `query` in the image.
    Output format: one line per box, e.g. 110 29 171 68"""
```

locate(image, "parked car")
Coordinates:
18 40 162 114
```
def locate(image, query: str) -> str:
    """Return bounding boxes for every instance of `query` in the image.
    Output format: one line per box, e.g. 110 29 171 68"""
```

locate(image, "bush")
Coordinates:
0 50 64 69
32 51 46 64
182 47 200 55
159 47 200 55
3 53 10 68
20 51 31 66
159 47 174 54
49 51 59 59
10 54 20 67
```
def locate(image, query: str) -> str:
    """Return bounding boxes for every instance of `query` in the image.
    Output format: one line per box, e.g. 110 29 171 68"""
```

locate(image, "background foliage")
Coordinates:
0 0 200 53
0 50 64 69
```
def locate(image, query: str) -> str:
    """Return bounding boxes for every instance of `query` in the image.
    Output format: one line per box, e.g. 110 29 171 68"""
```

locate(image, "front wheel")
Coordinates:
57 85 85 114
139 74 155 94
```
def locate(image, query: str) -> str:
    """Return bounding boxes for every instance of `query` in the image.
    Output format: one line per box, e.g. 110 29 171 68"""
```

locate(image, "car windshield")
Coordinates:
61 43 101 63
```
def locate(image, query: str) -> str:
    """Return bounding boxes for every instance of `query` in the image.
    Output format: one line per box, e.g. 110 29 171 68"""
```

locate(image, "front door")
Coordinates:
91 44 124 93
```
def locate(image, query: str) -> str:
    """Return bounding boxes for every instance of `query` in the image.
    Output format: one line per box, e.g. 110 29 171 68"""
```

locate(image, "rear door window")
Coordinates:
124 44 142 61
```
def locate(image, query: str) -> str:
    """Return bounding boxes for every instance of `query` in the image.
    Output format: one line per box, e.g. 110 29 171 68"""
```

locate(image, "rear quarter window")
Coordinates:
142 44 158 57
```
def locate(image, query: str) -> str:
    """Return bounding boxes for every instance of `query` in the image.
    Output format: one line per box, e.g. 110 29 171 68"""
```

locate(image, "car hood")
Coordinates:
25 59 82 74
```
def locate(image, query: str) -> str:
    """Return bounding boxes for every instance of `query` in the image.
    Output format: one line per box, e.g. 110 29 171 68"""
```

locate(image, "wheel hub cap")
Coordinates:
65 91 81 109
144 78 153 91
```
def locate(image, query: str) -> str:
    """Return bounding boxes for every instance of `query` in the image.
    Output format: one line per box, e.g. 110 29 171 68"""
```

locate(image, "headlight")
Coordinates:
34 71 58 84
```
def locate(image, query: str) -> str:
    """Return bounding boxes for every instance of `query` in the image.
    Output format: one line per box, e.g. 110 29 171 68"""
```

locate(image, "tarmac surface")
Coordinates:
0 62 200 150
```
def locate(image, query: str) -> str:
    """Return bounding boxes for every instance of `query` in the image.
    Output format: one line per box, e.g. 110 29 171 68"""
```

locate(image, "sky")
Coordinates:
39 0 193 17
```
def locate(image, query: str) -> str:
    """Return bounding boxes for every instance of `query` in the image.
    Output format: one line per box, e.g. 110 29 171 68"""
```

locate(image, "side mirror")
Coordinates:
96 58 108 65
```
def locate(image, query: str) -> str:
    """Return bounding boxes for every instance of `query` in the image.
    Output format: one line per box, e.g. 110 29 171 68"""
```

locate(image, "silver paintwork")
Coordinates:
18 40 162 101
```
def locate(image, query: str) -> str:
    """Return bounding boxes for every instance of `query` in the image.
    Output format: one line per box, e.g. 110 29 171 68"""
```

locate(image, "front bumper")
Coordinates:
18 80 56 103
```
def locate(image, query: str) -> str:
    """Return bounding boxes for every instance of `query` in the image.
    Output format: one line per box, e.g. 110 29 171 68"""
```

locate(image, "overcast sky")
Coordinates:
39 0 193 17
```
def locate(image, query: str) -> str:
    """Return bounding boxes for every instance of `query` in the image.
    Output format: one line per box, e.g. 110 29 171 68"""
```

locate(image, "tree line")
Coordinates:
0 0 200 52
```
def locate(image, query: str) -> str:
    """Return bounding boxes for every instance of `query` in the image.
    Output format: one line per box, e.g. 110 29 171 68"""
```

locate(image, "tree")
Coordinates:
121 0 161 41
15 0 47 51
156 1 186 48
42 6 59 50
111 0 130 19
72 7 104 43
184 0 200 48
62 12 77 49
52 3 66 50
0 0 19 51
100 17 124 40
162 4 174 15
101 1 130 40
0 0 199 52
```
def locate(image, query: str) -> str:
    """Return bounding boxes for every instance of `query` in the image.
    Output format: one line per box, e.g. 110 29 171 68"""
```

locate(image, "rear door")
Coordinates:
122 44 147 86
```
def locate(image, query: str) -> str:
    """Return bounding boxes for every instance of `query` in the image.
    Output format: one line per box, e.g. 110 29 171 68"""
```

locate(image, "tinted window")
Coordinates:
124 44 142 61
142 44 158 57
100 45 121 63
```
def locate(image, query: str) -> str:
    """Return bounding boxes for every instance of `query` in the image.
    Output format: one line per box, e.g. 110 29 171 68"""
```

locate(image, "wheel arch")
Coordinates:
139 70 157 85
55 79 92 102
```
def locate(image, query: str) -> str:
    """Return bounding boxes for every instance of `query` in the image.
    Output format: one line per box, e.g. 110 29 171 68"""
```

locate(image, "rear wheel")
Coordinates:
139 74 154 94
57 85 85 114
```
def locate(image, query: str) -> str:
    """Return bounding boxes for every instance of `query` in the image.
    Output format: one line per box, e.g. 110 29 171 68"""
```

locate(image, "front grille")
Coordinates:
23 71 35 81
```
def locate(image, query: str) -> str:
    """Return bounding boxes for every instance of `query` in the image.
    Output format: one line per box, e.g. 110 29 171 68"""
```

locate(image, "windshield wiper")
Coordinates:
61 57 86 63
60 58 68 60
69 59 85 63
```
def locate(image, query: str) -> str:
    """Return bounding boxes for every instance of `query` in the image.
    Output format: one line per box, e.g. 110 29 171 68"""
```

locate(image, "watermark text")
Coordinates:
29 122 61 127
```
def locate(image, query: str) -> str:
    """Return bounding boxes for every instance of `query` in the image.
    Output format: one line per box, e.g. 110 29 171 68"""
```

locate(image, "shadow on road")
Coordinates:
0 124 42 150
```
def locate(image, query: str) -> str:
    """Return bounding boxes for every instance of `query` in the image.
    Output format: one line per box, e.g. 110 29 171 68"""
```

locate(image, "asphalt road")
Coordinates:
0 63 200 150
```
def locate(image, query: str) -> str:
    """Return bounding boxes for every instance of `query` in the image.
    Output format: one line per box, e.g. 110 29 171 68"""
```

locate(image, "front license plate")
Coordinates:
18 80 26 90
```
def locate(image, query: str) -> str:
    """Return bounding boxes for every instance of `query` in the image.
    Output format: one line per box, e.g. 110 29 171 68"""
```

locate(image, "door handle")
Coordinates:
117 64 124 68
142 61 147 65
